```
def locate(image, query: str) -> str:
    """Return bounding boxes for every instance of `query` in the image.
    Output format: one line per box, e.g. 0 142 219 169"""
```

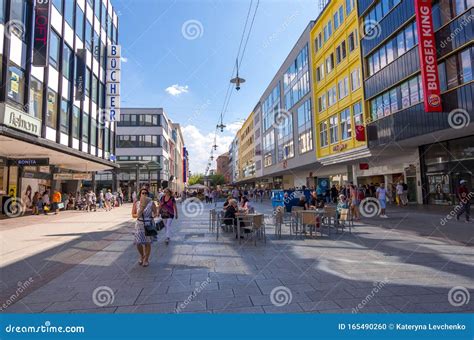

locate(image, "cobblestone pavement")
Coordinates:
1 200 473 314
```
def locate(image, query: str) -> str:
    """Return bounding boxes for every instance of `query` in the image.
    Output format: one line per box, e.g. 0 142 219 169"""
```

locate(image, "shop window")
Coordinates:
28 77 43 118
7 63 24 104
46 89 58 129
60 98 70 134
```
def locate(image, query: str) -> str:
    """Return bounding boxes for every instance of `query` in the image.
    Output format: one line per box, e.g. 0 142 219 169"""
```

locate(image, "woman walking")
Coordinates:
159 188 178 245
132 187 158 267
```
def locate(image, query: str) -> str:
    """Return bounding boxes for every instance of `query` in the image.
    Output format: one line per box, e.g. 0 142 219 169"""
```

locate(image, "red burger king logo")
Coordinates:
428 94 441 107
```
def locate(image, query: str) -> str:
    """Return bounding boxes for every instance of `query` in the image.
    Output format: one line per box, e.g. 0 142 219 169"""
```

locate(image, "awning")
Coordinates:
0 127 118 172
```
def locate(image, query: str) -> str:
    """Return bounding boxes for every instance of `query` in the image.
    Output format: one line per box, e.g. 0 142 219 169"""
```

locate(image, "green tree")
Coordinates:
210 174 225 187
188 173 204 185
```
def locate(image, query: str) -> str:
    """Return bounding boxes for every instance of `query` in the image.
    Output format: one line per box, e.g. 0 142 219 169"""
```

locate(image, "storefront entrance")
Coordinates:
420 135 474 205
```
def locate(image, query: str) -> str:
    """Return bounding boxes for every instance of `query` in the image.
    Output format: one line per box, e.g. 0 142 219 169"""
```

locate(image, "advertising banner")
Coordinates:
75 49 87 101
415 0 442 112
32 0 52 67
106 45 121 122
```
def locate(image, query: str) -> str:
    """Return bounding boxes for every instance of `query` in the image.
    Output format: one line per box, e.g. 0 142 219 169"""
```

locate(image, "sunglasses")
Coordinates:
140 192 148 196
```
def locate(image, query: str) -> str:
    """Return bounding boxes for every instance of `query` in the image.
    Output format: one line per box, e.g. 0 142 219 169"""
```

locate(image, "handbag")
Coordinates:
156 216 165 231
140 210 157 236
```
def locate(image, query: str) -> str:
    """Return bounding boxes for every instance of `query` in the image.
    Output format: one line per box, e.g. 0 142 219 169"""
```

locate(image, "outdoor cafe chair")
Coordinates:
239 214 266 246
290 206 304 236
209 209 218 232
274 206 286 238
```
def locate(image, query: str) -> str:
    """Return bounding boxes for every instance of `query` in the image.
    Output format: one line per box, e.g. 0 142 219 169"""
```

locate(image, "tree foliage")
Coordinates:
188 173 204 185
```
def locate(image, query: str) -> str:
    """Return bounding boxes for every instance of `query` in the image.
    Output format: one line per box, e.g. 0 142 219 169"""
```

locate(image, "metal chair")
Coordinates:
274 206 285 238
240 214 266 245
290 206 304 237
209 209 217 232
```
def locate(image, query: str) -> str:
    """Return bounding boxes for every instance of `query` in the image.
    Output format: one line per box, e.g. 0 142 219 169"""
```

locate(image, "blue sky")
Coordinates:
114 0 321 173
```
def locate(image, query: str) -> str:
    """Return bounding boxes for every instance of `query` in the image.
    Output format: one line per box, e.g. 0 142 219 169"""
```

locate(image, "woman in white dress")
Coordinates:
131 188 158 267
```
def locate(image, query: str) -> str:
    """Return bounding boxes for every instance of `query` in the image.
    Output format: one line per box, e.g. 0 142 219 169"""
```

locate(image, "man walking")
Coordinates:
456 180 471 223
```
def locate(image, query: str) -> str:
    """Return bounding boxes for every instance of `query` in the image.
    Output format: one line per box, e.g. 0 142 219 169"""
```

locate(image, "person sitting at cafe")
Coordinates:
239 196 252 213
223 199 237 229
296 195 308 210
223 195 233 210
309 191 325 209
336 194 349 219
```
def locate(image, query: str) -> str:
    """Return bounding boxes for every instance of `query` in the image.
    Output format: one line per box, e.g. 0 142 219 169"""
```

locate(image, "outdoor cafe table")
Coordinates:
293 209 325 238
235 213 262 243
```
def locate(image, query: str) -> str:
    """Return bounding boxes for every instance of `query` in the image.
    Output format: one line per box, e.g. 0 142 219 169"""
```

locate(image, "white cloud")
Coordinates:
165 84 189 96
120 57 128 63
182 125 234 174
225 120 244 134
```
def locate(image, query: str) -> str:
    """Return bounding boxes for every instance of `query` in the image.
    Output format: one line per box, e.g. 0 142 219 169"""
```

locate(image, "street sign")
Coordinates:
8 158 49 166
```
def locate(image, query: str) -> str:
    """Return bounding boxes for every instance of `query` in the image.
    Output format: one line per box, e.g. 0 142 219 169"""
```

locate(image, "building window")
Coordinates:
338 77 349 99
82 113 89 143
351 68 361 91
336 41 346 64
364 0 401 34
92 75 98 103
319 121 328 148
297 99 313 153
370 74 423 121
52 0 62 12
93 31 100 61
10 0 27 41
46 89 58 129
316 64 324 82
76 4 84 40
29 77 43 118
49 30 60 69
460 47 473 83
340 108 351 140
328 86 337 107
85 68 91 97
63 44 74 80
329 115 339 144
101 4 107 29
72 105 80 139
85 20 92 51
323 20 332 42
91 118 97 146
60 99 70 134
64 0 74 28
346 0 354 15
7 63 24 105
318 94 327 112
348 30 357 52
325 53 334 74
353 102 363 127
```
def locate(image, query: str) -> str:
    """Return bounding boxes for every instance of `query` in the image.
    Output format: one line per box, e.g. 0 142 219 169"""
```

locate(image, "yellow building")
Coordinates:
310 0 370 168
237 112 255 184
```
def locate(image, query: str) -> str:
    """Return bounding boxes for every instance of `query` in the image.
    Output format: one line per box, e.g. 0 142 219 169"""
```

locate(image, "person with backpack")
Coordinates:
158 188 178 245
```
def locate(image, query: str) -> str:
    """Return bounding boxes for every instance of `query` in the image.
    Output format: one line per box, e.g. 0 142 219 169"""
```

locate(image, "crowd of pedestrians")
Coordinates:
20 187 124 216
